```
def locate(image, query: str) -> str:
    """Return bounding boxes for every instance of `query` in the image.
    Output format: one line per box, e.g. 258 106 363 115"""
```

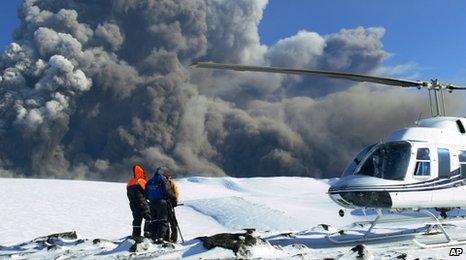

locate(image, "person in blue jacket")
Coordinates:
146 167 177 243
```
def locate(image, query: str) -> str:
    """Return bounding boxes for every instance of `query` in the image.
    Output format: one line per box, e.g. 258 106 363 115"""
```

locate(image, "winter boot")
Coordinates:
154 238 164 244
132 227 141 238
143 220 152 238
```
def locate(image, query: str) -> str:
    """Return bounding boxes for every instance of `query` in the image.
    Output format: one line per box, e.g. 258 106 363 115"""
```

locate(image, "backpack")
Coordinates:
146 174 167 201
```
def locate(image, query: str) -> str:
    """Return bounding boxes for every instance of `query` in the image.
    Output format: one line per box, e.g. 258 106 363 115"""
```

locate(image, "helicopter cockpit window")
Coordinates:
460 151 466 178
414 148 430 176
354 142 411 181
341 144 377 177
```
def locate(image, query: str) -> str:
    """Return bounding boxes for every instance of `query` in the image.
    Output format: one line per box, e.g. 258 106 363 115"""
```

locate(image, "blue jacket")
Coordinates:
146 173 170 201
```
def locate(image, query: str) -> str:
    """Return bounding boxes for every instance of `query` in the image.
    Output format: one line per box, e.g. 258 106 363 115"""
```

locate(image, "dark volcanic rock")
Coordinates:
198 229 266 257
345 244 373 260
33 231 78 244
28 231 80 250
47 244 61 251
351 244 365 257
320 224 330 231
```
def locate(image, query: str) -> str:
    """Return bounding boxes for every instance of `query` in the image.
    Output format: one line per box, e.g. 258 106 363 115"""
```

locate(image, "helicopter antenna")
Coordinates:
191 62 466 117
416 112 423 125
441 89 447 115
428 89 434 116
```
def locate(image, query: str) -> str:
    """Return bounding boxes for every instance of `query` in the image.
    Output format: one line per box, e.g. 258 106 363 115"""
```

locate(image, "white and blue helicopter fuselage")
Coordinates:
329 117 466 210
191 61 466 246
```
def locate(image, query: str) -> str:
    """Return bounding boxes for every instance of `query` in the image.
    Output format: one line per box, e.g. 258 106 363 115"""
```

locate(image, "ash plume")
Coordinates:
0 0 460 180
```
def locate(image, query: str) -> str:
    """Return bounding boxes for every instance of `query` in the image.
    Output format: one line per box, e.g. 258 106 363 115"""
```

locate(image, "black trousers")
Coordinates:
130 202 151 237
149 200 169 240
164 207 178 242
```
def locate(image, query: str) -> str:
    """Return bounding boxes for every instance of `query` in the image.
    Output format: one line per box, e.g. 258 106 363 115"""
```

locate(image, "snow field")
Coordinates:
2 177 466 259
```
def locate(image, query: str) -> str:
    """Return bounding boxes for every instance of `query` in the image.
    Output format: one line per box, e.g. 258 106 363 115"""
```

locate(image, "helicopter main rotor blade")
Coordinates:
191 62 427 88
446 85 466 90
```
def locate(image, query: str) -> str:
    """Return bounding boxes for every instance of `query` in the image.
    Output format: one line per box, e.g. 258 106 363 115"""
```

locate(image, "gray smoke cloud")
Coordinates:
0 0 462 181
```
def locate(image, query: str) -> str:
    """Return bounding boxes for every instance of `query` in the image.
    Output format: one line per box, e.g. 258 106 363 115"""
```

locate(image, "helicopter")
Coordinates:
191 61 466 248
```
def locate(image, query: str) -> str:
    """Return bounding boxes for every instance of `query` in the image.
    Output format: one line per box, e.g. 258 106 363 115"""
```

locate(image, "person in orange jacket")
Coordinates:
127 164 152 239
163 171 180 242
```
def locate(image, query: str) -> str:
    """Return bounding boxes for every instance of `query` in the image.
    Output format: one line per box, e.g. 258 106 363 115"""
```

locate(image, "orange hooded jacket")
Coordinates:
168 178 180 203
127 164 147 190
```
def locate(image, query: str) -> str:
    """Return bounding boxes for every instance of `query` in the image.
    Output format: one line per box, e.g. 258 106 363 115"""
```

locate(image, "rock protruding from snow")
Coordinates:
312 224 341 234
33 231 78 243
30 231 83 250
0 232 187 259
338 244 374 260
199 229 283 258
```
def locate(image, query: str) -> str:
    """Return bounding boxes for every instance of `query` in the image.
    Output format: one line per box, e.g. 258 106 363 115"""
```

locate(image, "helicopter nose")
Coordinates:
329 190 393 208
328 192 355 208
328 176 393 208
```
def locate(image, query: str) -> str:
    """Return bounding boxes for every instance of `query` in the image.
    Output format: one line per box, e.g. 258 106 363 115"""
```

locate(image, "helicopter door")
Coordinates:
406 147 433 204
460 151 466 178
431 148 452 205
413 148 431 177
437 148 451 178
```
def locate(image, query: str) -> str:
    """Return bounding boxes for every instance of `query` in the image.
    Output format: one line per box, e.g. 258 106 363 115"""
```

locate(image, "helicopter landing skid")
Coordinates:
412 210 466 248
325 210 466 248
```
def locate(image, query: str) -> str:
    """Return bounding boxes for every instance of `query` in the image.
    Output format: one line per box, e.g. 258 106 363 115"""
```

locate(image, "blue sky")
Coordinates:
2 0 466 84
0 0 21 50
259 0 466 84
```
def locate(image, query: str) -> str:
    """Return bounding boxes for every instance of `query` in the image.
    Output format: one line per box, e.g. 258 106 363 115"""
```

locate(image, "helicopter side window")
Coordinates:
414 148 430 176
460 151 466 178
438 148 451 178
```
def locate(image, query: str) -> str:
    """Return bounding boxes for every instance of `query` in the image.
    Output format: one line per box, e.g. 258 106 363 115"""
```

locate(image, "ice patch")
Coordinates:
185 177 245 192
186 196 302 231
